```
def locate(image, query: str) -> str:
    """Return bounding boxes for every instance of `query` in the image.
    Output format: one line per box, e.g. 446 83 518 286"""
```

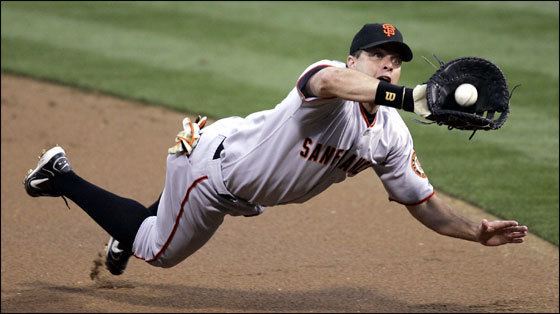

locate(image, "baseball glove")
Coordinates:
423 56 511 136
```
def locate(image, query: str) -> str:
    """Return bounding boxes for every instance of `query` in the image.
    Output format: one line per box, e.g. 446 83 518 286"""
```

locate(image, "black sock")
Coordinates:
54 171 154 251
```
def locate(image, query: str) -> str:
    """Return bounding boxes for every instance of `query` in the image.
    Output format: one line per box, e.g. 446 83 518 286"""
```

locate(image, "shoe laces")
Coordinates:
61 196 70 210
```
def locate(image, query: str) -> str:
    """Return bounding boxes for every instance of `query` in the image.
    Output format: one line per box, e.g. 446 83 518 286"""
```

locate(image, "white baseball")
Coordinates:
454 83 478 107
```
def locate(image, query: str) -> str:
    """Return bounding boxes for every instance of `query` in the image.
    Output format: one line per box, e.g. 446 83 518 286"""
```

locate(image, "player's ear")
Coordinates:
347 55 357 69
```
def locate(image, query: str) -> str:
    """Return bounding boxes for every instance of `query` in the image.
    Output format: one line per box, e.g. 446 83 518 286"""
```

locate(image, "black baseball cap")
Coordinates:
349 23 413 62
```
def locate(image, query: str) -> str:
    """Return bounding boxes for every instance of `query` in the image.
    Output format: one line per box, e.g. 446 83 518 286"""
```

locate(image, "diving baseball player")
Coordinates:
24 23 528 275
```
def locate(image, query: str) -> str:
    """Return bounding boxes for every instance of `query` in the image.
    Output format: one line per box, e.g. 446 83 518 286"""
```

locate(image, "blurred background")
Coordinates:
2 1 558 245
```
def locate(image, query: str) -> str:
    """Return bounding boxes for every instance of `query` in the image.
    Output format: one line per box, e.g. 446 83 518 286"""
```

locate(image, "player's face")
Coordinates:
347 47 402 84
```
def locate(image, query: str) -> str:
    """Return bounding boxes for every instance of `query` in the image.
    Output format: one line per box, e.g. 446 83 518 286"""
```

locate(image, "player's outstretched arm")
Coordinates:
305 67 430 116
406 194 528 246
305 67 381 102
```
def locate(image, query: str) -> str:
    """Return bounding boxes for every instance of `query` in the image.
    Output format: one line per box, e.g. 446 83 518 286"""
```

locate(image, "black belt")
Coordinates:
213 139 225 160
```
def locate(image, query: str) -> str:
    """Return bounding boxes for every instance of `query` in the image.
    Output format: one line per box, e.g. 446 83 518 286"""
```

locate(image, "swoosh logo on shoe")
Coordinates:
111 240 123 253
30 178 49 189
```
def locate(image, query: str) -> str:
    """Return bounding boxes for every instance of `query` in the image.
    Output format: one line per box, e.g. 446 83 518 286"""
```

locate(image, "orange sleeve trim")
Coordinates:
389 191 435 206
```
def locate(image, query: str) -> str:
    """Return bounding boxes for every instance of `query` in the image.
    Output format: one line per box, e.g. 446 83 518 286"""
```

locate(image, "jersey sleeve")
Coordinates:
372 126 434 206
296 60 346 103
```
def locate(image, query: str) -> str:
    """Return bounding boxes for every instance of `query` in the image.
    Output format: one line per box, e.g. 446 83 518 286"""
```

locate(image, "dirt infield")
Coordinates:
1 73 558 312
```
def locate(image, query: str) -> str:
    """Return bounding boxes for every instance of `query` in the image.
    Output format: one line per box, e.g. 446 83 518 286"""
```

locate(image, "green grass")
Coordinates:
2 1 558 245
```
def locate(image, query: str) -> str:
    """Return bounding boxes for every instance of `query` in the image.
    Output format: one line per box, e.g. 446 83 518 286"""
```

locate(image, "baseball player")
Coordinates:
24 23 528 276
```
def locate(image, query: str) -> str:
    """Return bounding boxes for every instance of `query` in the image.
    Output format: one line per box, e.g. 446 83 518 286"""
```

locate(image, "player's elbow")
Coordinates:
313 67 343 98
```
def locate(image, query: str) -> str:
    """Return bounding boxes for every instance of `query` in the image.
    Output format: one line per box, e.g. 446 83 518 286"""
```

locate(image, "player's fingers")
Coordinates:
507 231 528 239
502 226 528 233
489 220 519 230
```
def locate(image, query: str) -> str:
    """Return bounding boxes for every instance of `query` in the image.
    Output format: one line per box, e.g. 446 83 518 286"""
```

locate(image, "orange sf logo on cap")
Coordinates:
382 24 396 37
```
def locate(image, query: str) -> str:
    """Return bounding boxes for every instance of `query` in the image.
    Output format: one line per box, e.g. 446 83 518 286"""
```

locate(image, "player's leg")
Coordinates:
132 153 227 268
130 133 263 268
103 192 162 274
57 171 152 250
24 146 167 275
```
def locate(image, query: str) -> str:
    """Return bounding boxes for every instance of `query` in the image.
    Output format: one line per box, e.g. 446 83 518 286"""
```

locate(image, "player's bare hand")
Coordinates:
476 219 528 246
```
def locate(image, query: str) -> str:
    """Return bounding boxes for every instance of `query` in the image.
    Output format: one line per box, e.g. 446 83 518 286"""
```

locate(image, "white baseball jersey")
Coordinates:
218 59 433 206
133 59 434 267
